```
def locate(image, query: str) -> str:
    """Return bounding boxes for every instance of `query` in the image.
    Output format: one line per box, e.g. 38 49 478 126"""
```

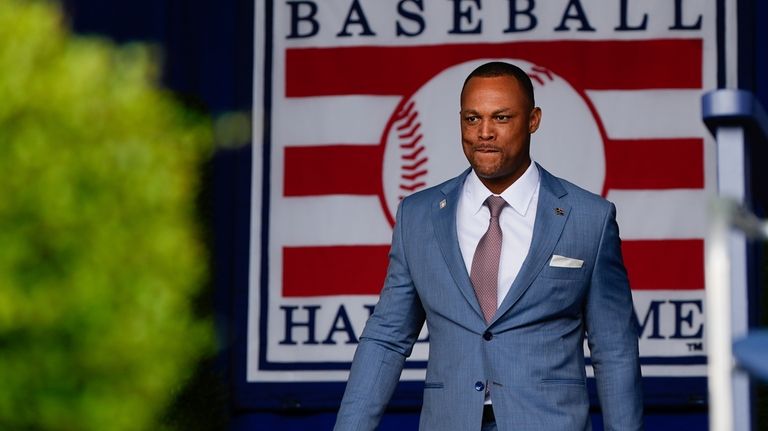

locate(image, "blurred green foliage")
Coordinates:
0 1 213 430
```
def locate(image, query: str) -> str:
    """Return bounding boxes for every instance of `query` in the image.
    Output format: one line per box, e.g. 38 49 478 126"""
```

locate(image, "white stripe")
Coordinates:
277 96 401 146
637 365 706 377
607 189 707 240
587 90 706 139
272 196 393 245
249 364 706 382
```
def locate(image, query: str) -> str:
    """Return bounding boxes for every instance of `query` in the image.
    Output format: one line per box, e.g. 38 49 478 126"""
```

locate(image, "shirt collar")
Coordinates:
464 162 540 217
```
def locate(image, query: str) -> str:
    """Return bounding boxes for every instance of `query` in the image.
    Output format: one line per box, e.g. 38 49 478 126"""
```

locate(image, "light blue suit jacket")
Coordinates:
335 165 643 430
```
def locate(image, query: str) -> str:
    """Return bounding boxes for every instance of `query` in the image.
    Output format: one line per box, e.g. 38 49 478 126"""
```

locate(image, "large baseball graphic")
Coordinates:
379 59 606 226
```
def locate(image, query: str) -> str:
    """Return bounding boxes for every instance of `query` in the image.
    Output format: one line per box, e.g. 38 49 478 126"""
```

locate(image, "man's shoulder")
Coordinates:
540 166 613 212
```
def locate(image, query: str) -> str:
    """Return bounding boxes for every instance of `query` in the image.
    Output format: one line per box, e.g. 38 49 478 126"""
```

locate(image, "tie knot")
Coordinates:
485 195 506 218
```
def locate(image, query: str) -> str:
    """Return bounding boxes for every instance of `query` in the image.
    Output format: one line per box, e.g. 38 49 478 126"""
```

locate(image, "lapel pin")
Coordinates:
555 207 565 216
439 199 447 209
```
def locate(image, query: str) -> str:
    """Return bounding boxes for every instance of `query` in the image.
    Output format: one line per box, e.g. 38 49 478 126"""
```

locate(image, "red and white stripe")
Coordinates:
276 40 707 298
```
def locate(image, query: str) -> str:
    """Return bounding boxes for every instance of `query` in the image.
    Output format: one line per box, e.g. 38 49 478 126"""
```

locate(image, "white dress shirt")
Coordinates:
457 163 541 307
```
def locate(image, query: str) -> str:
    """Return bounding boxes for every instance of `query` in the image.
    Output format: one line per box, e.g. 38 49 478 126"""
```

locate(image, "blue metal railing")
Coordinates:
702 89 768 431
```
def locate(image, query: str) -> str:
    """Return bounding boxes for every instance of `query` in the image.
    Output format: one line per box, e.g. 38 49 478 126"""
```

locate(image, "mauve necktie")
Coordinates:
470 195 506 323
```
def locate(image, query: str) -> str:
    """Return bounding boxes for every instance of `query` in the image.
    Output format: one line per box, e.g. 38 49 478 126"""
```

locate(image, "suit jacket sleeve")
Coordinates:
586 202 644 430
334 200 426 431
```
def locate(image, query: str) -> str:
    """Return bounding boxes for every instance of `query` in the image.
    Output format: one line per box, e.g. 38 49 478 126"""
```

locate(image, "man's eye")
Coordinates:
465 116 478 123
495 115 510 121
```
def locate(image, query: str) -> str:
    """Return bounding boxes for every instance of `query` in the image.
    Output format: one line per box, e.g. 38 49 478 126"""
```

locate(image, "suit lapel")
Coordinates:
493 166 570 324
431 169 485 319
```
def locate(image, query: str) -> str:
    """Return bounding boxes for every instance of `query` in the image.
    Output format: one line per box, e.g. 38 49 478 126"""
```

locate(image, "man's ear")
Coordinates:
529 107 542 133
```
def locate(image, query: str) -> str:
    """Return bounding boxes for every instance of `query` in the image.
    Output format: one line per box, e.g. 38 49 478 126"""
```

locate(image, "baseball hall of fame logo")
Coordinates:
250 0 722 385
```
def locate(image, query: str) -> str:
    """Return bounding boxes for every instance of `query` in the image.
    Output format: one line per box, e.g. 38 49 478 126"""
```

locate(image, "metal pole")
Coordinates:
714 126 751 431
705 200 735 431
703 89 768 431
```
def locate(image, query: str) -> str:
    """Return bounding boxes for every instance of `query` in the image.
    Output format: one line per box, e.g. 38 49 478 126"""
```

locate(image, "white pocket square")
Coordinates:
549 255 584 268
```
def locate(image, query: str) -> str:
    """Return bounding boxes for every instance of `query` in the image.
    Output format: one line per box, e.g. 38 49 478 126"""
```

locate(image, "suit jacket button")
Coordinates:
474 381 485 391
483 331 493 341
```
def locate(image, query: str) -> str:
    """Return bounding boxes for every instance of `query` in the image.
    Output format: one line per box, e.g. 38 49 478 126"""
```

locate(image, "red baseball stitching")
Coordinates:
528 66 554 86
394 98 428 200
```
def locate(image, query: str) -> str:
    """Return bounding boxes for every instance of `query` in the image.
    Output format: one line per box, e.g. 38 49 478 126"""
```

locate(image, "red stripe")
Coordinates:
283 245 389 296
282 129 705 199
284 145 382 196
604 138 704 190
286 39 702 97
282 240 703 296
622 239 703 290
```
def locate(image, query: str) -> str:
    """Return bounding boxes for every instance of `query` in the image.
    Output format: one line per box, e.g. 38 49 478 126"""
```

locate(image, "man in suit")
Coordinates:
334 62 643 430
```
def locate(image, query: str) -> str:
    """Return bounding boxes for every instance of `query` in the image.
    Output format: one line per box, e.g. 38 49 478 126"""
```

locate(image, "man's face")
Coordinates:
460 75 541 193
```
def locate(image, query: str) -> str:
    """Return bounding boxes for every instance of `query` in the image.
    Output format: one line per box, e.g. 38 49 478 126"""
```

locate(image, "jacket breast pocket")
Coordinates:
539 265 587 280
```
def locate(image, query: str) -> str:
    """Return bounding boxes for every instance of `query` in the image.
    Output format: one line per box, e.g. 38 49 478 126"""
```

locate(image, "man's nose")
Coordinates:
479 120 494 140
